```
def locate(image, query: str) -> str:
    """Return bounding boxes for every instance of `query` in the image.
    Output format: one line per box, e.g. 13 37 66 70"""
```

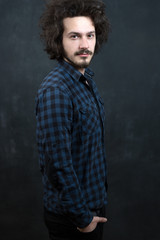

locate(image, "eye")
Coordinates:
70 34 78 39
87 33 95 39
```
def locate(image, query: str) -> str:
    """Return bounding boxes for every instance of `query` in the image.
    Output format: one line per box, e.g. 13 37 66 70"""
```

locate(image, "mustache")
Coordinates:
74 50 93 56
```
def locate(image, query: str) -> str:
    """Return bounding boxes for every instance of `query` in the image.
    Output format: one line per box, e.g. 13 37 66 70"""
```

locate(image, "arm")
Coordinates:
38 87 93 228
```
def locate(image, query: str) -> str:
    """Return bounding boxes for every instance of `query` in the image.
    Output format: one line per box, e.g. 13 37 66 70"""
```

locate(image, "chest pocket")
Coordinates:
79 105 99 134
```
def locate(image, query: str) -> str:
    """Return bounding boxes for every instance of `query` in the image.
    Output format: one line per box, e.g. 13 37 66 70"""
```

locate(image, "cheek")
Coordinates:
63 40 76 52
93 39 96 50
89 39 96 52
62 37 70 50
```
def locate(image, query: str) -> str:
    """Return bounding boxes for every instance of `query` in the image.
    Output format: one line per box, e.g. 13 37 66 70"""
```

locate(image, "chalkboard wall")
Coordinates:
0 0 160 239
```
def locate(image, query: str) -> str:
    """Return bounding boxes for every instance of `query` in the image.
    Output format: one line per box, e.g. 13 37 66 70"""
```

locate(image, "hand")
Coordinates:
77 216 107 233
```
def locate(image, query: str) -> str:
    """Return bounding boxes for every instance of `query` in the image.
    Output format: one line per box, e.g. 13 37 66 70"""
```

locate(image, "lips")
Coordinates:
78 53 89 57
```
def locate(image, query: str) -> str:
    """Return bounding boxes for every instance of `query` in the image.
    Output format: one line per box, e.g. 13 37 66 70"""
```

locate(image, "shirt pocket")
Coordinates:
79 106 99 134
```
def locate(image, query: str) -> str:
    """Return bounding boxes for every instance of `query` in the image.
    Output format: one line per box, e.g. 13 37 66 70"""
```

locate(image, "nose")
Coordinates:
79 37 89 49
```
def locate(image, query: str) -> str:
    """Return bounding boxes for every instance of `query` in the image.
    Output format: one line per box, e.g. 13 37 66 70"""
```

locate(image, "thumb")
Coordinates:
95 216 107 223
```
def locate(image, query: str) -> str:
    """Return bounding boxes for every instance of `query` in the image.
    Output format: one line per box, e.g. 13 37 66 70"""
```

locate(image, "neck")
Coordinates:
78 68 85 75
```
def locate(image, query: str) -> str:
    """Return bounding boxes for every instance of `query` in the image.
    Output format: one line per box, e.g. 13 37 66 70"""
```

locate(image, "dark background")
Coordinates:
0 0 160 239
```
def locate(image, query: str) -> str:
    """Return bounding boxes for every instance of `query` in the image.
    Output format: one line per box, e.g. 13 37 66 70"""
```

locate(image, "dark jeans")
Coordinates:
44 206 105 240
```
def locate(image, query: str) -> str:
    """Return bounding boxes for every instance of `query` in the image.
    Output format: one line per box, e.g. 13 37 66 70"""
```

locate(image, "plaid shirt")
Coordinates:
35 60 107 228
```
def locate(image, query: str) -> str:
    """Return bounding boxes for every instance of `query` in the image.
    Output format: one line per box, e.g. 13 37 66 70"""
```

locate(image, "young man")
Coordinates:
35 0 110 239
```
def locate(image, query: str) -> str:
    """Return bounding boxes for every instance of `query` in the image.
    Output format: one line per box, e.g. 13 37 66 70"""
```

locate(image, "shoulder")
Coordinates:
37 65 72 97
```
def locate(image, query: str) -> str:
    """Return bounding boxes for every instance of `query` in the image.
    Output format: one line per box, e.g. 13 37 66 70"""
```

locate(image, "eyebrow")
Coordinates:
67 31 96 36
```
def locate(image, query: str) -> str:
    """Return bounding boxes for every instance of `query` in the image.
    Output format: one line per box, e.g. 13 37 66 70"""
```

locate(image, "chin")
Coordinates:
77 60 91 68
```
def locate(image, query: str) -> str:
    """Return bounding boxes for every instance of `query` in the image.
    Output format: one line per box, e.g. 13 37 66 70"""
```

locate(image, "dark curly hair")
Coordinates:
39 0 111 60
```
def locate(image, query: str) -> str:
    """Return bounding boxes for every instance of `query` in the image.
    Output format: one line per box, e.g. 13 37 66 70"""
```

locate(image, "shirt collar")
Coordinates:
58 60 94 82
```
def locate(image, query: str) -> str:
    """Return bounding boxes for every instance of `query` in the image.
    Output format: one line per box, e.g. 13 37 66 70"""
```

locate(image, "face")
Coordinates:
62 16 96 74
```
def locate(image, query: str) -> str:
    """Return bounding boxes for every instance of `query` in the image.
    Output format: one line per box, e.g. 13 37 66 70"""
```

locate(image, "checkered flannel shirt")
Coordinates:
35 60 108 228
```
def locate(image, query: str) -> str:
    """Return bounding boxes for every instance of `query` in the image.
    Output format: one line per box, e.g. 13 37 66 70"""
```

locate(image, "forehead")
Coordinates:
63 16 95 34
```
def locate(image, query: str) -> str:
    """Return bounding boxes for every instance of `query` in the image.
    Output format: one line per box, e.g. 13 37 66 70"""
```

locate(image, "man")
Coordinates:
35 0 110 239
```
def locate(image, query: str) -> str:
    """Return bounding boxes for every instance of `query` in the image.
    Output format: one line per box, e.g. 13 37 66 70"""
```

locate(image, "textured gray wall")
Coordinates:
0 0 160 239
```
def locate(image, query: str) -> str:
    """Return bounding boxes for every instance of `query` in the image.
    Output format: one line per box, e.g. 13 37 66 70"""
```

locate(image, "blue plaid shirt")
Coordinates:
35 60 107 228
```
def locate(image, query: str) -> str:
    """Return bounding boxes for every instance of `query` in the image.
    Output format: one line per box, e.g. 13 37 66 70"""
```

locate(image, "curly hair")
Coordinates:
39 0 111 60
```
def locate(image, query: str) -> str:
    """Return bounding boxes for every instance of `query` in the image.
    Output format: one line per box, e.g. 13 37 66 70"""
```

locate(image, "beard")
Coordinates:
63 49 94 69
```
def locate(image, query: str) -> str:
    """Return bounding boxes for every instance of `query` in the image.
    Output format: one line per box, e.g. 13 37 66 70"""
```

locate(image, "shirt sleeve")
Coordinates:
37 86 93 228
